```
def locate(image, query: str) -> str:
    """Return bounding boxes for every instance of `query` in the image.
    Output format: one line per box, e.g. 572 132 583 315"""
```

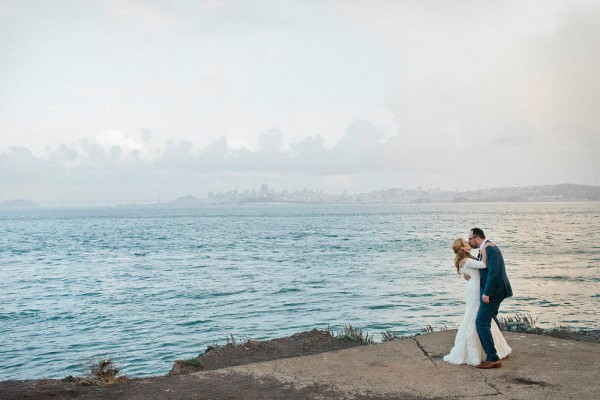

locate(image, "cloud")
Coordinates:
331 1 600 144
1 1 598 203
0 3 14 17
0 147 50 183
491 122 535 146
0 121 403 201
92 129 167 162
513 2 600 140
326 0 599 186
99 0 177 32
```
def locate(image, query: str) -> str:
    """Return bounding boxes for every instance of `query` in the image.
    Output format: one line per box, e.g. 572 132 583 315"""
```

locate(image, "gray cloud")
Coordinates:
1 1 598 204
0 120 404 204
516 2 600 140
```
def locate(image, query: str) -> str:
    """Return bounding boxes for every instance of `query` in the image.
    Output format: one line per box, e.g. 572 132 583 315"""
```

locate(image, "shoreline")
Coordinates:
1 326 598 399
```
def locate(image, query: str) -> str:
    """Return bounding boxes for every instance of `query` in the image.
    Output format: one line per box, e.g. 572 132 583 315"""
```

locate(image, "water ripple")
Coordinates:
1 202 598 380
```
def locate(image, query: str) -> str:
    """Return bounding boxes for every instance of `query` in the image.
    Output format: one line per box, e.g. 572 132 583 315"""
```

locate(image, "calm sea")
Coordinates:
1 202 598 380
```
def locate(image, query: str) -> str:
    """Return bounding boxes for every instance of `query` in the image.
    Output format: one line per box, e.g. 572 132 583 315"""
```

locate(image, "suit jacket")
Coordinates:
480 244 513 303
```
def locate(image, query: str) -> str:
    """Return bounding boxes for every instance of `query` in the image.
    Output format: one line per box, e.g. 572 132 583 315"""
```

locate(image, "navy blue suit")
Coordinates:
476 243 512 362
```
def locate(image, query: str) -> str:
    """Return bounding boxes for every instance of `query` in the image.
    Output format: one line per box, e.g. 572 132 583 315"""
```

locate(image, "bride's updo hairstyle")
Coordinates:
452 238 475 274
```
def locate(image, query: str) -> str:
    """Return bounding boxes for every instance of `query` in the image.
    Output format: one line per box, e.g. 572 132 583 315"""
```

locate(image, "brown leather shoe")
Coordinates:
475 360 502 369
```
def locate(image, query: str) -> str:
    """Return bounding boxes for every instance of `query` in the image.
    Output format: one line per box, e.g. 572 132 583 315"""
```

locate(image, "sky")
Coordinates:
1 0 599 205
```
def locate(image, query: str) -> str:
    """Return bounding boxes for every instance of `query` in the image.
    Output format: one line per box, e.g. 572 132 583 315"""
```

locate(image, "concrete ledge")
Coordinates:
2 330 598 399
193 330 600 399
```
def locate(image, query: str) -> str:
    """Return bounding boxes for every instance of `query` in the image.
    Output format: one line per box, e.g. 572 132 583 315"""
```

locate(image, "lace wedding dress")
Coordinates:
443 258 512 365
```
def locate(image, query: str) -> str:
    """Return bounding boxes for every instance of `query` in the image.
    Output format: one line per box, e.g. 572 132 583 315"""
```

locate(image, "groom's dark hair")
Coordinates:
471 228 486 239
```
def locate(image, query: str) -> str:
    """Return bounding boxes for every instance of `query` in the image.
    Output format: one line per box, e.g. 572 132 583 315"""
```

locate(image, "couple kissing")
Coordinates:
444 228 513 369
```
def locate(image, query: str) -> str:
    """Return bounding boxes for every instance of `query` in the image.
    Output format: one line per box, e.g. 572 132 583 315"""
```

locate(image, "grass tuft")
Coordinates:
381 329 402 342
90 358 120 379
76 357 127 386
226 334 237 346
324 324 335 337
180 358 204 368
205 334 257 353
496 314 600 343
497 313 540 333
421 323 447 334
336 325 374 344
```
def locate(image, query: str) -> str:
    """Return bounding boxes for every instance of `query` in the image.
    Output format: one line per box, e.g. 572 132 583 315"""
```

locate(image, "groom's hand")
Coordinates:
482 294 490 303
463 273 471 281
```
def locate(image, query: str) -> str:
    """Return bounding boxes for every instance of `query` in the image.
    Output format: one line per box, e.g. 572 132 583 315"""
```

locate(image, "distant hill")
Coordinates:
455 184 600 202
552 183 600 199
0 199 41 208
166 195 205 206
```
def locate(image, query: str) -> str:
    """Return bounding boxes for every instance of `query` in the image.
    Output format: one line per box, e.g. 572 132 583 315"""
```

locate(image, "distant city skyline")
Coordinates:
2 183 598 208
1 1 599 204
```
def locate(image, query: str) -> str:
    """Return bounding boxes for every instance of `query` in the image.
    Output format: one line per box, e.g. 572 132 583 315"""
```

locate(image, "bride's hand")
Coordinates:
481 242 495 251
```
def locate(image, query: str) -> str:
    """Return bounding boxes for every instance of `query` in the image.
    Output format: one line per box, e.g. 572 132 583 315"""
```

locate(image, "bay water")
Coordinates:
1 202 598 380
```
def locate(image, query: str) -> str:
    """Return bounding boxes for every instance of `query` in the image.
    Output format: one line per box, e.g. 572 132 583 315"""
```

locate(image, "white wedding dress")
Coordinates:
444 258 511 365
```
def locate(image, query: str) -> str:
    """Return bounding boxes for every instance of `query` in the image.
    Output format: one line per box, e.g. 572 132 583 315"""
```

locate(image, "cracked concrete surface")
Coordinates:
3 330 597 399
194 330 599 399
411 337 439 369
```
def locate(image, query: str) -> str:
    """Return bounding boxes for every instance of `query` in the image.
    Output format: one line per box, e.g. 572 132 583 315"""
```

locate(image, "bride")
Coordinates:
443 238 511 366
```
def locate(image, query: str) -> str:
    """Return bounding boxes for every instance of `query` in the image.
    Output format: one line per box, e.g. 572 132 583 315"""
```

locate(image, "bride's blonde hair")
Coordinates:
452 238 475 274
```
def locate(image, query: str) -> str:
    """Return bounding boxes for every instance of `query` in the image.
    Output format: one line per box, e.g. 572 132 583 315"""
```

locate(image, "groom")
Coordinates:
468 228 513 369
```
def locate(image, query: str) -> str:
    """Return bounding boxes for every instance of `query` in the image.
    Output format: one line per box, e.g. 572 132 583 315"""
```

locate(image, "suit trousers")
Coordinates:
476 299 502 362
